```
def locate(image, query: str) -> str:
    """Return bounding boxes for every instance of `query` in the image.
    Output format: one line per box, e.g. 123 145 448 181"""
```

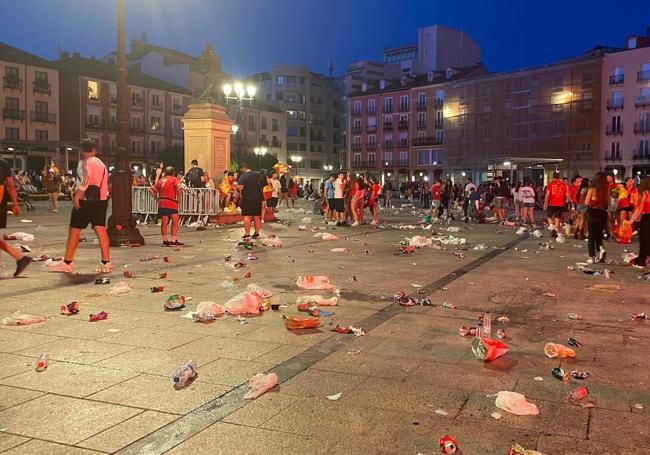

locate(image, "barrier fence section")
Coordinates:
132 186 220 223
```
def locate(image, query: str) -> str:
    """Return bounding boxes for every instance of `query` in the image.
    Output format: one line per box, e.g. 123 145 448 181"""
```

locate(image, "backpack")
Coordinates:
186 167 203 188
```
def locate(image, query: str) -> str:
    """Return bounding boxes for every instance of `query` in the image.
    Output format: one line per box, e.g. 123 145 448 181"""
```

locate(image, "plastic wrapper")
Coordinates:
193 301 225 322
330 247 350 253
543 342 576 359
295 295 338 307
244 372 278 399
296 275 336 291
224 284 272 315
509 443 545 455
314 232 338 241
495 391 539 415
108 281 132 296
2 311 46 326
471 337 509 361
409 236 432 247
262 235 283 248
282 315 320 330
300 217 312 224
7 232 35 242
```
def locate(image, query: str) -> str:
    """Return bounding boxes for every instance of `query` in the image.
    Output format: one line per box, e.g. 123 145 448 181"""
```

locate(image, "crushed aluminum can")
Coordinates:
567 337 582 348
159 272 168 279
151 286 164 293
552 367 569 381
438 434 458 454
123 270 134 278
441 302 456 309
332 325 352 334
497 328 506 339
60 301 79 315
459 326 477 337
570 370 590 380
631 312 647 320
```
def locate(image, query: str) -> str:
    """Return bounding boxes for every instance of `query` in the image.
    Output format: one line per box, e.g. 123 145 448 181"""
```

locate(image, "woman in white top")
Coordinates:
511 182 523 223
519 180 537 225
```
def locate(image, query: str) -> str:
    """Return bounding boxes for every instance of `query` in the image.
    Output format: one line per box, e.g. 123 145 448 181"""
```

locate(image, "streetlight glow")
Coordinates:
461 171 466 177
231 124 239 134
503 161 511 166
246 85 257 98
222 83 232 97
233 82 244 98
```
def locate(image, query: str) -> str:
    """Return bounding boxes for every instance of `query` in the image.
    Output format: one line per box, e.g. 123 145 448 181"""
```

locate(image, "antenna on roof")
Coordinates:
328 58 334 78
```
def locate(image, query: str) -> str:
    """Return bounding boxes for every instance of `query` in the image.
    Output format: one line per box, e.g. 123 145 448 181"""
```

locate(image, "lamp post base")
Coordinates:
107 170 145 247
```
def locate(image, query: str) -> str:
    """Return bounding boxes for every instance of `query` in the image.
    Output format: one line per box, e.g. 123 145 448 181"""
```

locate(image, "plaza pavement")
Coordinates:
0 200 649 454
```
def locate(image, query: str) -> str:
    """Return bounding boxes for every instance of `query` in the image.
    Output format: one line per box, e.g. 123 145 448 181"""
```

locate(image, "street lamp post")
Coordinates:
290 155 303 178
254 146 267 170
107 0 144 246
223 82 256 106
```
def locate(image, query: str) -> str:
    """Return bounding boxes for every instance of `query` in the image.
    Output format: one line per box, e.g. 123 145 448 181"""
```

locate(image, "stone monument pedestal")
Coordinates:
183 103 233 176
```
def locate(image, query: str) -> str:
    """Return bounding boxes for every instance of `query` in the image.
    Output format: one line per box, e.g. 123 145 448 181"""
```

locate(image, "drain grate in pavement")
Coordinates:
114 236 525 455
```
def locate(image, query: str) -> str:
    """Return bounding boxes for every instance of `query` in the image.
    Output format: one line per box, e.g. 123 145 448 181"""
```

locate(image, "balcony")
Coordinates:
351 143 362 152
351 126 362 134
367 108 376 116
3 76 22 90
382 142 393 149
634 95 650 107
351 160 379 169
2 108 25 120
606 99 624 110
633 149 650 160
272 138 282 148
382 106 393 114
399 104 409 112
150 103 163 111
86 119 103 129
131 97 144 108
416 102 426 111
398 121 409 130
149 125 165 134
108 120 118 130
383 122 393 131
604 152 622 162
609 74 624 85
30 111 56 123
638 70 650 82
171 128 184 138
397 139 410 148
366 143 377 151
259 139 270 147
416 122 426 131
365 125 377 133
172 104 183 114
605 124 623 136
412 137 442 146
33 80 51 95
634 122 650 134
351 109 362 117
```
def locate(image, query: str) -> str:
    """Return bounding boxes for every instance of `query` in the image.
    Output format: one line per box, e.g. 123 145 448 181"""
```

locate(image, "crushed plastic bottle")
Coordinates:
35 353 49 372
567 386 589 403
173 360 197 388
544 343 576 359
483 312 492 339
552 367 569 381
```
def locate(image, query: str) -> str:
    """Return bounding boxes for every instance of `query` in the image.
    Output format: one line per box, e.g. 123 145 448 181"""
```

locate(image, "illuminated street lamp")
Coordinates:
223 81 256 105
290 155 303 176
323 164 333 171
254 146 268 170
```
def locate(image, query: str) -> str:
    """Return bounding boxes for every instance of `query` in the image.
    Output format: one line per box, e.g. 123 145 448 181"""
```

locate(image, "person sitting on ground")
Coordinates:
219 172 237 212
150 166 183 247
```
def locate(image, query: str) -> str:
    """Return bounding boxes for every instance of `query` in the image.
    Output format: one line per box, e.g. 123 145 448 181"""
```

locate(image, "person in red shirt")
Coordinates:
151 166 183 247
367 177 381 226
544 171 568 236
430 179 442 217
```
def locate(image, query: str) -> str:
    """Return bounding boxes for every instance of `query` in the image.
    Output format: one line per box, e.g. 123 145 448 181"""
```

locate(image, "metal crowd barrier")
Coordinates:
131 186 220 224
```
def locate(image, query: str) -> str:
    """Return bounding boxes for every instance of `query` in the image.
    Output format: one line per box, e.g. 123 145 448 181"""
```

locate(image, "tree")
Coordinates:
237 152 278 173
159 145 184 171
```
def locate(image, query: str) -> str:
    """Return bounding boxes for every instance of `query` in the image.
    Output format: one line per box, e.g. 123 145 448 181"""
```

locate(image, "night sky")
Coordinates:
0 0 647 78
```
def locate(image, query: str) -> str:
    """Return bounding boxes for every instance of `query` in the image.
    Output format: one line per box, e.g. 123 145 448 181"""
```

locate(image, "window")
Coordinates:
368 135 376 146
384 115 392 126
383 97 393 112
151 94 161 107
611 115 621 133
130 116 142 130
436 130 444 142
287 125 298 136
35 101 48 113
88 80 99 100
130 140 142 155
417 112 426 128
277 75 284 86
461 129 468 141
435 89 444 102
87 111 101 127
399 151 408 164
276 91 283 101
260 116 267 129
368 99 375 114
5 97 19 110
5 66 19 78
353 153 361 166
399 95 408 111
5 127 19 140
611 90 623 108
299 111 306 121
272 118 279 131
418 150 431 166
150 141 162 155
459 106 467 123
34 71 48 88
286 92 297 103
639 139 650 157
353 100 361 114
384 152 392 165
248 114 255 129
418 93 426 108
131 91 143 106
610 142 621 159
368 153 375 165
286 75 297 84
150 116 162 131
436 110 443 127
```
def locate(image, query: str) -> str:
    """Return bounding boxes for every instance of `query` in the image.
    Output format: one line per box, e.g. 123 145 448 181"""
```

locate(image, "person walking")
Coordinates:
44 168 62 213
493 176 510 224
0 157 32 277
573 178 590 240
48 140 111 273
544 171 568 236
237 163 264 239
150 166 183 247
350 174 366 227
268 172 281 212
324 173 336 224
585 172 609 264
368 176 381 226
431 179 442 217
629 176 650 267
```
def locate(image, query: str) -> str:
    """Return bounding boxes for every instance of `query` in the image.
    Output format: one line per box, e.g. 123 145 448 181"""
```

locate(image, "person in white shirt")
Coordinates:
519 180 537 225
512 182 523 223
268 173 281 212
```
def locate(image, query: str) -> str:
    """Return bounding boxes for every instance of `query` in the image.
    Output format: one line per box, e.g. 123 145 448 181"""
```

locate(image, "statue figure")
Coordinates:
197 43 222 103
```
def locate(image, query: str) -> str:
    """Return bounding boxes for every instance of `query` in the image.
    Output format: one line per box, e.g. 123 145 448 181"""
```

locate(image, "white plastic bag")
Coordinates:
8 232 35 242
262 235 282 248
314 232 338 241
296 276 336 291
495 391 539 415
244 372 278 399
194 301 225 322
409 236 432 247
296 295 338 306
2 311 46 326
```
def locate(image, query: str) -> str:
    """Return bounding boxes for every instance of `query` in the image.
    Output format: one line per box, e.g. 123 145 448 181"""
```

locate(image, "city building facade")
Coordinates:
249 65 342 184
600 31 650 179
56 52 192 172
1 42 62 170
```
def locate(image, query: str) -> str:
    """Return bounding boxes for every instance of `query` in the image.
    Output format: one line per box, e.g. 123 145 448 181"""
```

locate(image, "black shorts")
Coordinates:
0 202 7 229
241 198 263 217
546 205 563 219
158 207 178 217
327 198 336 210
268 197 278 208
70 200 108 229
331 198 344 213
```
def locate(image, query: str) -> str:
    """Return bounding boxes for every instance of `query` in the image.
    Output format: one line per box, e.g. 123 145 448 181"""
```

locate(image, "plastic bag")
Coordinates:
296 295 338 306
224 284 272 315
193 301 225 322
244 372 278 399
543 343 576 359
471 337 509 361
495 391 539 415
296 275 336 291
1 311 46 326
510 443 545 455
283 315 320 330
108 281 132 296
409 236 432 247
300 217 312 224
314 232 338 241
262 235 283 248
330 247 349 253
8 232 35 242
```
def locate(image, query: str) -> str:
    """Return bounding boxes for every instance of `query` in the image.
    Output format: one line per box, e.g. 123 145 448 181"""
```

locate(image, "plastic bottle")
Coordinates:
483 312 492 339
544 342 576 359
36 353 49 372
567 386 589 403
173 360 197 387
475 321 484 338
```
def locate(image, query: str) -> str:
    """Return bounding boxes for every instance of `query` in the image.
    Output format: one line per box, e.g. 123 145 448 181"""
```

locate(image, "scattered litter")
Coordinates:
634 403 644 410
567 386 589 403
438 435 459 454
434 409 449 416
571 371 590 380
586 284 621 292
282 315 320 330
491 411 502 420
173 360 197 388
567 312 583 320
108 282 132 296
409 236 432 247
244 372 278 399
262 234 282 248
446 226 461 233
495 391 539 415
7 232 35 241
473 243 487 250
89 311 108 322
471 337 509 361
314 232 338 241
326 392 342 401
20 219 33 223
164 294 187 311
631 312 647 320
234 315 248 325
193 301 225 322
60 302 79 315
497 316 510 323
542 292 557 297
533 377 544 382
296 295 338 307
330 247 350 253
510 443 545 455
567 337 582 348
2 311 46 326
552 367 569 381
296 276 338 293
107 328 120 333
347 350 361 355
544 343 576 359
35 353 48 372
225 284 273 315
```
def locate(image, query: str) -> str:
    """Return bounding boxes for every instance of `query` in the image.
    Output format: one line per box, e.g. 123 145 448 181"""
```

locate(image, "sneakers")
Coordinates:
96 262 113 273
370 220 378 226
598 246 606 263
162 240 171 247
351 221 360 227
251 233 260 239
14 256 32 278
48 260 75 273
586 257 595 264
242 234 251 239
170 240 184 246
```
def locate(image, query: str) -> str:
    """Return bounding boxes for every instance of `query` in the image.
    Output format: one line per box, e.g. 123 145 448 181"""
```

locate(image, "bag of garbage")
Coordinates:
495 391 539 415
224 291 262 315
262 235 282 248
471 337 509 361
244 372 278 399
543 343 576 359
296 276 335 291
193 301 225 322
409 236 432 247
1 311 46 326
8 232 35 242
314 232 338 241
246 284 273 300
296 295 338 307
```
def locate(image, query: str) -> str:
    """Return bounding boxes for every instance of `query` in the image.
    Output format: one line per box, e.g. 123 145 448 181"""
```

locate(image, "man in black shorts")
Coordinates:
0 157 32 277
48 139 112 273
237 163 264 239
